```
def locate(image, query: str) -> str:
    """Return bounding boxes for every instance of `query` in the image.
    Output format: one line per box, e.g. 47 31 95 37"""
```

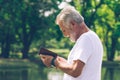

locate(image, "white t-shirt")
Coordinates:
63 30 103 80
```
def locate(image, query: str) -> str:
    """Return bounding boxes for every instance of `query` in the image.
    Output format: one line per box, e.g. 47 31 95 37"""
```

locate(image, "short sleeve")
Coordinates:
72 35 93 64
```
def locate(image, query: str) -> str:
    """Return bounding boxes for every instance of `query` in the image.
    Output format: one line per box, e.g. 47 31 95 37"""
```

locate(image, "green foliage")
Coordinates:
0 0 62 58
73 0 120 61
0 0 120 61
114 23 120 37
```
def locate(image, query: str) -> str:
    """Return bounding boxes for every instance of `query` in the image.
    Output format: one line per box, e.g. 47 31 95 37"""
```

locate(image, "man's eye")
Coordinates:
63 30 65 32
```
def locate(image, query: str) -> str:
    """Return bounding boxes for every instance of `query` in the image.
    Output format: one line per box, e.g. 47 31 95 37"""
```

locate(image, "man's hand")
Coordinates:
40 54 54 67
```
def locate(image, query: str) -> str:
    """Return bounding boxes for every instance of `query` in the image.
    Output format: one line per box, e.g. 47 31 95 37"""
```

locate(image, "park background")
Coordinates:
0 0 120 80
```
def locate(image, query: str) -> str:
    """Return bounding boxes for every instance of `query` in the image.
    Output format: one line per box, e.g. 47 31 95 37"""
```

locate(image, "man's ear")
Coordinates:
70 20 76 26
70 20 77 30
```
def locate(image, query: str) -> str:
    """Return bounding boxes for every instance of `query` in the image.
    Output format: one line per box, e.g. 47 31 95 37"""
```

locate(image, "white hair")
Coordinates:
56 5 84 27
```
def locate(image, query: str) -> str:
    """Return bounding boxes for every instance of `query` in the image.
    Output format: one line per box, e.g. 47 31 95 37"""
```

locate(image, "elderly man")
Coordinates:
40 5 103 80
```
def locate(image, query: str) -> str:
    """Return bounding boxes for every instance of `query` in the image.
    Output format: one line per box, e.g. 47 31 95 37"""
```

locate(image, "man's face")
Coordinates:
59 22 77 42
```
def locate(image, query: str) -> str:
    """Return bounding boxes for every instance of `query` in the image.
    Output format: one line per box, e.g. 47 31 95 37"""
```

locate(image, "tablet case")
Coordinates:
39 48 57 58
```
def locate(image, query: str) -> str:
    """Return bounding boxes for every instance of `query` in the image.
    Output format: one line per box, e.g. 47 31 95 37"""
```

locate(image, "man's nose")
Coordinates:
63 34 69 37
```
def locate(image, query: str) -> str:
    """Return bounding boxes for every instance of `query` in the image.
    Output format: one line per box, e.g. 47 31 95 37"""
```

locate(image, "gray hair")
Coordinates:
56 6 84 27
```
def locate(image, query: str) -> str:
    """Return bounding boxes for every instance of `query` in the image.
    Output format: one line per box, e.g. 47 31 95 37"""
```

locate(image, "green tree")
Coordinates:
0 0 16 58
104 0 120 61
0 0 62 59
72 0 120 61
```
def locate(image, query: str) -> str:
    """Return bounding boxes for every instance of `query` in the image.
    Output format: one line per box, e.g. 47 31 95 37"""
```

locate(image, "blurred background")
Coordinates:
0 0 120 80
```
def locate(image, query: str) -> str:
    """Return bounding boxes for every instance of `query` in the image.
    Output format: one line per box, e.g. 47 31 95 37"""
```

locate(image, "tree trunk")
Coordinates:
109 36 117 61
0 33 10 58
22 44 29 59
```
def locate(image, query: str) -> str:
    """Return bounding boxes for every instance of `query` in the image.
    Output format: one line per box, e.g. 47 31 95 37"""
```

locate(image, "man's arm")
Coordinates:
40 55 84 78
55 56 85 78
